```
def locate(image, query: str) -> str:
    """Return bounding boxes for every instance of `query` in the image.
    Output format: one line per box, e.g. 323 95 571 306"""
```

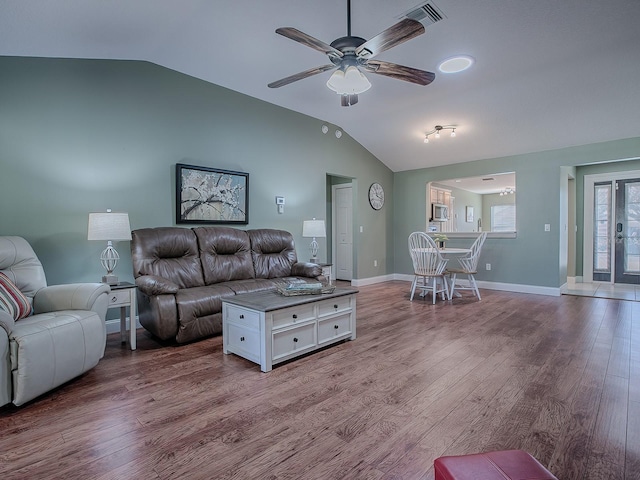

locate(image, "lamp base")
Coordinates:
102 274 119 285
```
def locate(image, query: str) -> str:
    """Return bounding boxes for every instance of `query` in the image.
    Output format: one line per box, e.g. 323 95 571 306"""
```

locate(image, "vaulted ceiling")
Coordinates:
2 0 639 171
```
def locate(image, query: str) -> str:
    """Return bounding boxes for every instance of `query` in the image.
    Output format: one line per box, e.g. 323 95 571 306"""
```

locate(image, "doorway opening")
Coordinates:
327 175 355 282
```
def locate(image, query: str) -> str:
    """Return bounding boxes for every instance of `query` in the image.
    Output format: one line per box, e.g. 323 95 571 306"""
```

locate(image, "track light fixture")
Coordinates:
500 187 515 196
424 125 457 144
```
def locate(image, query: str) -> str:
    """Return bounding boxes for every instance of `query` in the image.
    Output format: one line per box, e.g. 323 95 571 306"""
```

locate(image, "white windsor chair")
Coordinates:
408 232 450 304
447 232 487 300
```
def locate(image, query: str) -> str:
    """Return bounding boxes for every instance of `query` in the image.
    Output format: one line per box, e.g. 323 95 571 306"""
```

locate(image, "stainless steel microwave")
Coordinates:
432 203 449 222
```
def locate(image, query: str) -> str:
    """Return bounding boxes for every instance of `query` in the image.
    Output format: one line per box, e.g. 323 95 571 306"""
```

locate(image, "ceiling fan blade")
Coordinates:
275 27 343 59
268 64 337 88
356 18 424 59
364 60 435 86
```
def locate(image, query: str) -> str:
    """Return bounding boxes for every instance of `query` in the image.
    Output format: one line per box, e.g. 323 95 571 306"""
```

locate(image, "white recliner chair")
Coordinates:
0 236 110 407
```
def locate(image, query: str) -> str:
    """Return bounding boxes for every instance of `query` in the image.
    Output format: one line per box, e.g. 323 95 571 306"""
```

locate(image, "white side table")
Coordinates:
107 282 138 350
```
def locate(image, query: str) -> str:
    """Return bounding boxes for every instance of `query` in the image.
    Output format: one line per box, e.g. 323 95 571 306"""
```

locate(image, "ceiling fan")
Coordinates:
268 0 435 106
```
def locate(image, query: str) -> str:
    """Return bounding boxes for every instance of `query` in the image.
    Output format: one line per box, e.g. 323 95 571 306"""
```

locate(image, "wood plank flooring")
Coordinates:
2 281 639 479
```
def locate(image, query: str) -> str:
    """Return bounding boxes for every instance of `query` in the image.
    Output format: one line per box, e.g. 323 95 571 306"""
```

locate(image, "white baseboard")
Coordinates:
475 280 560 297
359 273 561 297
351 274 396 287
105 316 141 335
108 275 560 335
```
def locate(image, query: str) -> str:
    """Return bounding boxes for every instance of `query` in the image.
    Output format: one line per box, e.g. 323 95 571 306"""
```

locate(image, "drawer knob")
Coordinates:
334 324 339 329
239 314 244 319
112 296 117 302
292 314 298 319
240 336 245 342
333 304 338 309
293 337 298 343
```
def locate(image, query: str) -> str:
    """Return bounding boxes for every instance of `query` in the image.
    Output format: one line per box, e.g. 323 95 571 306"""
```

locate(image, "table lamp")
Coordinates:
87 210 132 285
302 218 326 263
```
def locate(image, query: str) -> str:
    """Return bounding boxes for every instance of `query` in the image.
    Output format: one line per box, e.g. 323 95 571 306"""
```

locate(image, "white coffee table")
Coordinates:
222 287 358 372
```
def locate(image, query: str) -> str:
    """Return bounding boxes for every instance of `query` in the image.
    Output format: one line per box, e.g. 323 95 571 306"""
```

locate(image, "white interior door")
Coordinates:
333 184 353 280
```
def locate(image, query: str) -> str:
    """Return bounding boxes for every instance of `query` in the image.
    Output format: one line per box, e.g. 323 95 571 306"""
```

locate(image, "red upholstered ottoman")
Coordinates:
434 450 558 480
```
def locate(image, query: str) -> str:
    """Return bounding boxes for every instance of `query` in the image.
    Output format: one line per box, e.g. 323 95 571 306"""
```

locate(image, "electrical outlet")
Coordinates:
486 263 491 271
360 226 363 233
374 260 378 267
544 224 551 232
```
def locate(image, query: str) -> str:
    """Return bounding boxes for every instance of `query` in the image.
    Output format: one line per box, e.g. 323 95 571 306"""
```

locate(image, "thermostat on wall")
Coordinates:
275 196 285 205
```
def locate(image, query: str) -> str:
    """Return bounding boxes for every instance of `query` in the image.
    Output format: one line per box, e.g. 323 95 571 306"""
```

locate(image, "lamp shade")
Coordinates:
87 212 132 241
302 219 326 238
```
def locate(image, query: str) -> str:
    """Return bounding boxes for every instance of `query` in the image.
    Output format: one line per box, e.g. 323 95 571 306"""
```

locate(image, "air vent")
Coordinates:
403 2 446 26
482 177 495 182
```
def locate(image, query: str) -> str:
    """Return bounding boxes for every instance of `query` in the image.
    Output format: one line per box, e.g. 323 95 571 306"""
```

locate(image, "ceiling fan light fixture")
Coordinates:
327 66 371 95
438 55 474 74
450 129 456 137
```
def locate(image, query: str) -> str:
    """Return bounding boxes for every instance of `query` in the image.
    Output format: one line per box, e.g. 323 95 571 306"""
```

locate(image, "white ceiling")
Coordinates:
2 0 639 172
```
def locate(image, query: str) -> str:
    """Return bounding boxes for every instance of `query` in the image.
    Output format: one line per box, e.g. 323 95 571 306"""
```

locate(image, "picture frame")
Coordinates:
176 163 249 225
466 206 474 223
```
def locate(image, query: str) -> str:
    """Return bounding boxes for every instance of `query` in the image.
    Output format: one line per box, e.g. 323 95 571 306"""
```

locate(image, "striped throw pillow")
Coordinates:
0 272 33 320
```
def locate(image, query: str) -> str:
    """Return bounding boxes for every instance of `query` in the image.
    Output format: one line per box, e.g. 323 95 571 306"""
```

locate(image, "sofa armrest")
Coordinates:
291 262 322 278
33 283 111 315
135 275 180 296
0 310 14 335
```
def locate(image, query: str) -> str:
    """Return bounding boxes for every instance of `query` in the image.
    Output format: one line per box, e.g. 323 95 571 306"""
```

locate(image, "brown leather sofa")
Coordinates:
131 226 322 343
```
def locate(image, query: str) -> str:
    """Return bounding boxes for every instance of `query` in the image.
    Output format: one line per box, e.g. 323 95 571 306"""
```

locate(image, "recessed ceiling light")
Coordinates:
438 55 474 74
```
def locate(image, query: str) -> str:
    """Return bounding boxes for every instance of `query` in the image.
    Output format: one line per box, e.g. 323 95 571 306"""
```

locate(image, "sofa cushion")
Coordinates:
194 227 255 285
248 229 298 279
0 272 32 320
131 227 205 289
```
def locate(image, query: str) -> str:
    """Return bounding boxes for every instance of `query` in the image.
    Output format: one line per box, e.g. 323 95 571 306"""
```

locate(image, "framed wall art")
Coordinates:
176 163 249 225
465 206 474 223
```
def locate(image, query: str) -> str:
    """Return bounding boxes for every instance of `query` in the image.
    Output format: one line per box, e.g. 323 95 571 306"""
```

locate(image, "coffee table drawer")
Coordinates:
271 304 315 329
227 323 260 362
317 296 352 318
225 305 260 329
318 313 352 344
272 322 316 361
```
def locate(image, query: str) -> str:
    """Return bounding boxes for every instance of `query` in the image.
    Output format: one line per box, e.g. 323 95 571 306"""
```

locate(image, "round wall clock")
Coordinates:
368 182 385 210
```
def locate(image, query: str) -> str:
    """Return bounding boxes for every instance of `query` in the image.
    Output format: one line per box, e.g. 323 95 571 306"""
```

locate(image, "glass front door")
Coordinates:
614 179 640 284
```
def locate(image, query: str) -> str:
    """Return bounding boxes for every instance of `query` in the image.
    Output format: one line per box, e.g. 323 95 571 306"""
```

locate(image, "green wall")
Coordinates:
2 55 640 291
0 56 393 284
394 138 640 289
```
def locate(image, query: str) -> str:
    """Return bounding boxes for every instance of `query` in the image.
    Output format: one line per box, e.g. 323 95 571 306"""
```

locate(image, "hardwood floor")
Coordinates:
1 281 639 479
